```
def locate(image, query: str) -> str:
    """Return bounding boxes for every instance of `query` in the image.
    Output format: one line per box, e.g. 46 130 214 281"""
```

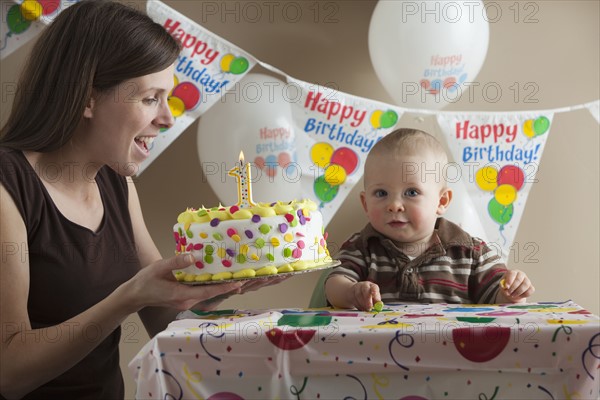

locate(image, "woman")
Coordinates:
0 1 266 398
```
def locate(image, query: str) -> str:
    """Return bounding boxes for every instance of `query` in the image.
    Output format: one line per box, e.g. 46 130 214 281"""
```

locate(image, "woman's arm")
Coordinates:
0 182 242 399
126 177 179 336
0 184 139 398
126 178 243 337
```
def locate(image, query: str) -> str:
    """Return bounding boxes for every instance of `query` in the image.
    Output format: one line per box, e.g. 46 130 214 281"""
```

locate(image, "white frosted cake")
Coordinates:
172 199 330 282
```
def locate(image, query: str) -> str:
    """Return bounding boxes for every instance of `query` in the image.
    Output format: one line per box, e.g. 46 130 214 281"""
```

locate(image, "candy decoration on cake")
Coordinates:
172 151 330 282
228 151 256 208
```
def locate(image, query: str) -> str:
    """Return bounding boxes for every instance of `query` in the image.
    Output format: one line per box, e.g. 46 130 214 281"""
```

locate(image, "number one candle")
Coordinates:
228 151 256 208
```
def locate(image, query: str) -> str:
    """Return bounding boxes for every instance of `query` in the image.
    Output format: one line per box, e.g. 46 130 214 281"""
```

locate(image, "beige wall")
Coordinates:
1 1 598 399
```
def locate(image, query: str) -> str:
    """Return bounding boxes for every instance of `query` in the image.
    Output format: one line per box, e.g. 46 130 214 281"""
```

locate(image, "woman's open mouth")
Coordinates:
134 136 155 153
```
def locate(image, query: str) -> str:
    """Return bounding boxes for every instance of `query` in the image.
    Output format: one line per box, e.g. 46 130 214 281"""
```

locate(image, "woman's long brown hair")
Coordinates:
0 0 182 151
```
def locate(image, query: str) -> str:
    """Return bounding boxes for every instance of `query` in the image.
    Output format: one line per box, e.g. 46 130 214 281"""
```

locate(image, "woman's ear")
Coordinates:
83 96 95 118
437 187 453 215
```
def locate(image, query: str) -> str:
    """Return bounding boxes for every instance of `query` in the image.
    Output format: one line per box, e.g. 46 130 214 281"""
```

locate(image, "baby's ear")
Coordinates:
360 191 368 213
437 188 452 215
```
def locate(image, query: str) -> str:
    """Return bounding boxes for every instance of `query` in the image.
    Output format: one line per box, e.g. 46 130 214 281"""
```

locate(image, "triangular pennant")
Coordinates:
436 112 554 258
287 77 403 226
586 100 600 124
1 0 77 60
137 0 258 174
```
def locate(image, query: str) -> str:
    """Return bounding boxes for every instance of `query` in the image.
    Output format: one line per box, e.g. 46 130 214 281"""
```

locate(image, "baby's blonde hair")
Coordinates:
370 128 448 161
365 128 450 186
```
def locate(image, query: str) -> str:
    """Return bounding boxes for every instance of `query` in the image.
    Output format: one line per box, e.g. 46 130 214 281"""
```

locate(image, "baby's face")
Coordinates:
360 150 450 249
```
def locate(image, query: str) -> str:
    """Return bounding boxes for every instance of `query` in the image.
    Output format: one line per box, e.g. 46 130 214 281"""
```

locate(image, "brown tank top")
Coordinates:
0 147 141 399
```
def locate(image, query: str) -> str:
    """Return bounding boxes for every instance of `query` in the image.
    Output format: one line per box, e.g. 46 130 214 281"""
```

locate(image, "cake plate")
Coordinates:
179 260 341 285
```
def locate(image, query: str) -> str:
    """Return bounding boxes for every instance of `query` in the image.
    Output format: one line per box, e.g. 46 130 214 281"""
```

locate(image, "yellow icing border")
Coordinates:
177 199 318 224
173 257 330 282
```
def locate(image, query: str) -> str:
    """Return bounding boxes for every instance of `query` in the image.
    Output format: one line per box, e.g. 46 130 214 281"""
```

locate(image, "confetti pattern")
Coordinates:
130 301 600 399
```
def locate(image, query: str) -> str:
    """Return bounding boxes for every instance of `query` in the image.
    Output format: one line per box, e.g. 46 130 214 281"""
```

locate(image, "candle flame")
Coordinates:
239 151 245 164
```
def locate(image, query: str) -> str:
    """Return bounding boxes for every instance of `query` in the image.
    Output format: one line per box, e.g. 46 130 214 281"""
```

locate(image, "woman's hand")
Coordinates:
122 254 244 313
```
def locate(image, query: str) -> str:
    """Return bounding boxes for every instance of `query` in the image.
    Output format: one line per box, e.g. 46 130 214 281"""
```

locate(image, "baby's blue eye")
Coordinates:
405 188 419 197
374 189 387 198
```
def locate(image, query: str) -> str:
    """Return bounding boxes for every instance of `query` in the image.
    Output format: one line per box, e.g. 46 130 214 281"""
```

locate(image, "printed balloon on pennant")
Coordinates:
475 166 498 192
166 77 201 121
171 82 201 111
229 57 250 75
494 184 517 206
533 116 550 136
220 53 235 72
497 165 525 191
369 109 399 130
379 110 398 128
370 110 383 129
488 198 513 226
310 143 359 204
310 142 335 169
20 0 43 21
522 119 536 138
330 147 359 176
368 1 489 110
7 4 32 33
220 54 249 75
324 164 347 186
314 175 339 206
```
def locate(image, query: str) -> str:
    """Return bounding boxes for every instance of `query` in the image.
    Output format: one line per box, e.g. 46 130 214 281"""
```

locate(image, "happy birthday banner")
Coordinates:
3 0 598 257
139 0 257 173
146 0 597 253
0 0 79 60
436 112 553 256
287 77 402 224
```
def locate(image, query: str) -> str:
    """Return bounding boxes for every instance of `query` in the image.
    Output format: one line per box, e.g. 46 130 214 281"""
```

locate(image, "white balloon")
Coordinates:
197 73 303 206
444 178 488 242
368 0 489 110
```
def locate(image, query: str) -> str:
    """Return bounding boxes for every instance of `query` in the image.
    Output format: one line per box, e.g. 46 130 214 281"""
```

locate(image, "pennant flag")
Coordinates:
138 0 258 174
587 100 600 124
287 77 402 225
1 0 79 60
437 112 554 257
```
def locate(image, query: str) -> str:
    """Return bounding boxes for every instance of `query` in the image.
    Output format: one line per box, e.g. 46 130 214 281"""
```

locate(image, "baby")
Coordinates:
325 128 534 311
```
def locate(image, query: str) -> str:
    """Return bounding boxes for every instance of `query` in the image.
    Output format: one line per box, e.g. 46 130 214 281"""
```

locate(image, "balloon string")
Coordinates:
0 32 10 53
499 225 507 247
366 128 378 138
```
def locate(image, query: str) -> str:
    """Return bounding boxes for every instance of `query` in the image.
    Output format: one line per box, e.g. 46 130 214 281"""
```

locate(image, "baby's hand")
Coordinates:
498 270 535 303
351 281 381 311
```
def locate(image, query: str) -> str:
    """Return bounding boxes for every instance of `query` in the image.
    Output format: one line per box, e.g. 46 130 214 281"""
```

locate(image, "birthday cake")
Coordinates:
172 200 331 282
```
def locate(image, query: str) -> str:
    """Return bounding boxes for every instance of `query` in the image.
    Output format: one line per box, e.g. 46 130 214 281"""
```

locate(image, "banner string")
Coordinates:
257 59 598 120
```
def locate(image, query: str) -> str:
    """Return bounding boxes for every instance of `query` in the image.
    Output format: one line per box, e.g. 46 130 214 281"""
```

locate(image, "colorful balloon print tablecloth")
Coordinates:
129 300 600 399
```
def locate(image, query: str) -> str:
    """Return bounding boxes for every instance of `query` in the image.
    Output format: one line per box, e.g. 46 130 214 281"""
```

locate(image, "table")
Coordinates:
130 300 600 399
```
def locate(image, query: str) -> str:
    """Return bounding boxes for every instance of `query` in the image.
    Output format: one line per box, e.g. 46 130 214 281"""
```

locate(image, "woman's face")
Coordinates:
79 65 176 175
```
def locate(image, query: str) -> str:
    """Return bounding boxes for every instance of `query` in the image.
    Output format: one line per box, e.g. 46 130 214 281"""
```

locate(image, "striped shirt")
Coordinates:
328 218 507 304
